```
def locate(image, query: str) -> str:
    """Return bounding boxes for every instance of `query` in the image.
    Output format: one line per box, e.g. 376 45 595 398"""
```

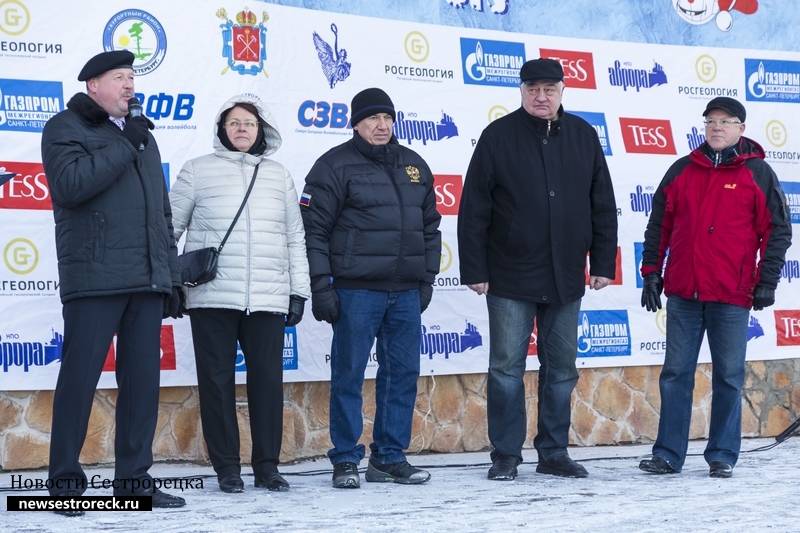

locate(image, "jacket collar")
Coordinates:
519 105 564 137
695 136 765 168
66 92 111 126
352 130 399 165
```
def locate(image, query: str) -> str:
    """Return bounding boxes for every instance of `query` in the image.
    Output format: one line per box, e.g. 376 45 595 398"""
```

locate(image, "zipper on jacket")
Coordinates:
547 120 551 137
242 155 252 311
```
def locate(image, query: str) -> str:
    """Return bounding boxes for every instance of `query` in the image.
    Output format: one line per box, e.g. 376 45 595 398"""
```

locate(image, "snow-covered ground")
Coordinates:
3 437 800 532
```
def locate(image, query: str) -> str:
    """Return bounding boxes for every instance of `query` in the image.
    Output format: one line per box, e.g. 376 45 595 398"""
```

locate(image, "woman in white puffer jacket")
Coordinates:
170 94 310 494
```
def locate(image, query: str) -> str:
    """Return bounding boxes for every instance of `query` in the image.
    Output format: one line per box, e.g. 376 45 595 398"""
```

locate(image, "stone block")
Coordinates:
291 405 307 451
306 381 331 430
460 373 487 395
525 396 539 448
575 369 597 401
361 380 376 421
745 390 765 417
235 384 248 403
173 404 200 456
79 397 115 465
763 405 792 437
280 403 295 463
645 366 662 412
750 360 767 381
773 372 792 389
237 405 252 464
571 400 597 443
430 423 463 453
288 382 305 406
688 407 709 440
24 390 53 433
308 429 333 455
523 371 539 398
629 395 659 441
4 433 50 470
595 420 620 445
0 397 23 433
159 386 192 404
103 389 118 407
621 366 648 391
430 375 464 423
742 401 760 437
593 375 632 421
462 395 489 452
692 367 712 406
4 391 31 399
410 410 436 454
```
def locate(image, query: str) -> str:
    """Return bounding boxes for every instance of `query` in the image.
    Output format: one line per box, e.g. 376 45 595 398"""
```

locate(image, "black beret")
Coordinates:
351 88 396 126
703 96 746 123
520 58 564 84
78 50 135 82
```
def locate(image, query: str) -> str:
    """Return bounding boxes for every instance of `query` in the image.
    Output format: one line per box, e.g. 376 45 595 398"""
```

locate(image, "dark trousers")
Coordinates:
48 293 163 496
189 308 285 478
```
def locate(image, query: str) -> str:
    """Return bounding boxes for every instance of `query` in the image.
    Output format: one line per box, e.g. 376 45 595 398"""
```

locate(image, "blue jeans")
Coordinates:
486 294 581 462
653 296 749 471
328 289 421 466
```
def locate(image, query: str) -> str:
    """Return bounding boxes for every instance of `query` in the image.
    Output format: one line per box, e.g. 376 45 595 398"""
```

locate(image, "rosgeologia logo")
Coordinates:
103 10 167 76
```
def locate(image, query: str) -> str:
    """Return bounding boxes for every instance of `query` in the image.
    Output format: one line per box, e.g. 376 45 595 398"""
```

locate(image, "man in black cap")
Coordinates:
639 97 791 478
41 50 185 515
300 88 441 488
458 58 618 480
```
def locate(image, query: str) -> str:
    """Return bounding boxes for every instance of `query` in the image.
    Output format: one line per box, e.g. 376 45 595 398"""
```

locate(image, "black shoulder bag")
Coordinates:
178 163 260 287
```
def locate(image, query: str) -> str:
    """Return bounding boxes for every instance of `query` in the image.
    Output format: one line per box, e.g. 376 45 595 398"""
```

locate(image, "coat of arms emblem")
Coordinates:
216 7 268 76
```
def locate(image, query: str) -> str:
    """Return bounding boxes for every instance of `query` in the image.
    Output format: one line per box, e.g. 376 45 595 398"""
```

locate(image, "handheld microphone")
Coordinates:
127 97 145 151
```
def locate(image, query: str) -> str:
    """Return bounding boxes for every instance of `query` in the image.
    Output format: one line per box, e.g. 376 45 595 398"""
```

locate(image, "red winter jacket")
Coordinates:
641 137 791 308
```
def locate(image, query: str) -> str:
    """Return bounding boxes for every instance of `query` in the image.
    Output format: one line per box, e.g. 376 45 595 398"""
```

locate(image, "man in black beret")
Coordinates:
300 88 441 489
41 50 185 515
639 97 791 478
459 58 618 481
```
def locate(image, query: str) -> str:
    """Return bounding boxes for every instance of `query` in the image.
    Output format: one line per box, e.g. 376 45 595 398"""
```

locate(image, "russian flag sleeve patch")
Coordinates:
300 192 311 207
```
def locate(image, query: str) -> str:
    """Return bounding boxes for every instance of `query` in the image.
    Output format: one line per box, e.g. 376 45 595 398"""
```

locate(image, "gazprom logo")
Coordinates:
1 329 63 372
746 59 800 103
780 181 800 224
0 78 63 132
570 111 612 156
630 185 655 216
236 326 298 371
460 37 525 88
577 311 631 356
420 321 482 359
393 110 458 146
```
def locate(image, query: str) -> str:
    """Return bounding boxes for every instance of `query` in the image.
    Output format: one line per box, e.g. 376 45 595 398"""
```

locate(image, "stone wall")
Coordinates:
2 359 799 470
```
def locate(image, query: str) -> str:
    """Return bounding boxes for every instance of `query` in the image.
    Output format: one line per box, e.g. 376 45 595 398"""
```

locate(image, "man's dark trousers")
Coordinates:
48 292 162 496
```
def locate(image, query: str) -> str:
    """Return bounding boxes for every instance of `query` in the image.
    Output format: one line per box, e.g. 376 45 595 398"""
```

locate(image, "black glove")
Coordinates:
285 295 306 327
640 272 664 313
122 115 150 150
420 283 433 313
752 285 775 311
163 287 184 319
311 285 339 324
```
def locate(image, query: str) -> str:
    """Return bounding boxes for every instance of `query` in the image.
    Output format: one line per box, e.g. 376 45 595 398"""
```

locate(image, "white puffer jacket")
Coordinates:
170 95 311 313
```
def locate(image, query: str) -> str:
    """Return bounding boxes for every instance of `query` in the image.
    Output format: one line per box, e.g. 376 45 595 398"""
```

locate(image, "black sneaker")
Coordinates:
488 455 521 480
536 452 588 478
639 456 679 475
332 461 360 489
365 459 430 484
53 490 84 517
709 461 733 478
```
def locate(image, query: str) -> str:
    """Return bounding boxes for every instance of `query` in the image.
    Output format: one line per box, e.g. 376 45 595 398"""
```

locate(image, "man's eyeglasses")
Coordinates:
704 119 742 128
224 120 259 129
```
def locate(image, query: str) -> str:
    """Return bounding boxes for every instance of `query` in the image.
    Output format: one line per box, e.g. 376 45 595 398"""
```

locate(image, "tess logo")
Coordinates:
102 325 177 371
775 311 800 346
539 48 596 89
433 174 462 216
0 162 51 210
619 118 677 155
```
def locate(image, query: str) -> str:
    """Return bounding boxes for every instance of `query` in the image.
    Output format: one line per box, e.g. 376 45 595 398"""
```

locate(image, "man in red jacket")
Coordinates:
639 97 791 478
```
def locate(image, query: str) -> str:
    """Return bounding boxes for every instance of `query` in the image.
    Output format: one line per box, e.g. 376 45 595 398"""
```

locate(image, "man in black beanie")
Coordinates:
41 50 185 515
638 97 791 478
300 88 441 488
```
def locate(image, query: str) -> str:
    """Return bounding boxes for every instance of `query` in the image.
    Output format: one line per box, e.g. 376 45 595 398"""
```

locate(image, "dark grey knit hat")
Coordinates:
351 88 396 126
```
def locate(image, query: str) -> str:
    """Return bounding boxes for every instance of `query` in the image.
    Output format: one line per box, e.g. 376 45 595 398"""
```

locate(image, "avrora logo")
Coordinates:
103 10 167 76
569 111 612 156
577 310 631 356
0 162 51 210
420 322 482 359
0 79 63 133
619 118 677 155
1 329 62 372
630 185 655 216
780 181 800 224
394 110 458 146
460 38 525 88
313 23 350 88
608 60 668 92
781 260 800 283
687 127 706 150
540 49 596 90
748 315 764 341
746 59 800 103
236 326 299 371
217 7 268 77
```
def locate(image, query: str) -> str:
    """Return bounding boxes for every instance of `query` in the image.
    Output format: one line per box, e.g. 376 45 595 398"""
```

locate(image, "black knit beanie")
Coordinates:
350 88 396 126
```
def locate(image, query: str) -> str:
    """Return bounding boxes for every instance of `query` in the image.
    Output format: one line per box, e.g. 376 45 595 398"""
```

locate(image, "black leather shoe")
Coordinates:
255 472 290 491
150 489 186 508
53 490 85 516
709 461 733 478
488 455 520 480
639 456 678 474
536 452 588 478
219 473 244 493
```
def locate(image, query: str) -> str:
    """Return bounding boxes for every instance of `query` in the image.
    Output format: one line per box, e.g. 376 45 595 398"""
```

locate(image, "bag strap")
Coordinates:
218 162 260 253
